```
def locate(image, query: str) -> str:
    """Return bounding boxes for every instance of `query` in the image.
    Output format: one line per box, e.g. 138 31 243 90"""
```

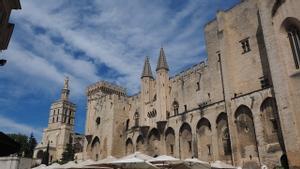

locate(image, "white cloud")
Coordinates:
1 0 239 134
0 115 43 141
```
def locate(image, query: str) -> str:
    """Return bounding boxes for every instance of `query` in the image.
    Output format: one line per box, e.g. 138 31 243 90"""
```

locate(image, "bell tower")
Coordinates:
34 77 76 162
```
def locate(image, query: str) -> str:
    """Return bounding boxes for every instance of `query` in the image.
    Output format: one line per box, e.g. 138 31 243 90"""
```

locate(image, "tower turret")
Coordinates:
141 56 154 79
155 48 170 120
156 48 169 71
141 56 154 105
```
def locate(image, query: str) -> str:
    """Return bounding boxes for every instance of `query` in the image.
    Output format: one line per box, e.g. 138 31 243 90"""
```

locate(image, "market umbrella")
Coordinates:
87 156 117 168
44 163 61 169
71 159 96 168
211 161 236 169
173 158 211 169
32 164 47 169
148 155 181 168
108 152 158 169
57 161 77 169
111 157 158 169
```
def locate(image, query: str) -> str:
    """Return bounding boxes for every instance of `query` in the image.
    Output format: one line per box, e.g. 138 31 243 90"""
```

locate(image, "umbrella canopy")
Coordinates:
32 164 47 169
109 152 159 169
57 161 78 169
70 159 96 169
211 161 236 169
87 156 117 167
45 163 61 169
121 152 153 161
148 155 180 163
180 158 211 169
148 155 181 168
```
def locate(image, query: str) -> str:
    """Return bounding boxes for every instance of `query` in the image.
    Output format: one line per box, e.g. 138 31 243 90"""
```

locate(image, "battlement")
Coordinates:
86 80 126 96
170 60 207 81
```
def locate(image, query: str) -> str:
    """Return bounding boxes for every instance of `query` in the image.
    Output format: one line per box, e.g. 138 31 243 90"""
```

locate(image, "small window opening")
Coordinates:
207 144 211 155
96 117 101 126
170 144 174 154
196 82 200 91
270 118 278 132
184 105 187 112
188 141 192 152
240 38 251 54
126 119 130 130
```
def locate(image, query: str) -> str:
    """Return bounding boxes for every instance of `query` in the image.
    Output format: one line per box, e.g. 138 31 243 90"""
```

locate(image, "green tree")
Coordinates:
8 133 29 157
8 133 38 158
60 143 75 164
27 133 37 158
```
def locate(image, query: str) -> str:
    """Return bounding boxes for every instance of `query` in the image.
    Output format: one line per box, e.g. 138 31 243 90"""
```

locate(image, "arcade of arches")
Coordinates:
121 98 283 164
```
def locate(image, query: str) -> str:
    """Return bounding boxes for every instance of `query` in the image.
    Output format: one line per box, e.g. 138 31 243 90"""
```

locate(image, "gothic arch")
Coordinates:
234 105 258 160
36 150 44 159
280 17 300 70
126 138 134 155
260 97 282 147
196 118 212 161
165 127 175 156
136 135 145 152
91 137 100 161
179 123 192 159
216 112 232 161
147 128 161 157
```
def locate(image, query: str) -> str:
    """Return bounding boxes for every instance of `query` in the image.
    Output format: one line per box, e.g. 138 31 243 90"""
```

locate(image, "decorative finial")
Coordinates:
64 76 69 89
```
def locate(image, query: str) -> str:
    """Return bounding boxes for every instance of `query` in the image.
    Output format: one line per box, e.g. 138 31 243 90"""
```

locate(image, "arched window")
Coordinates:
287 25 300 69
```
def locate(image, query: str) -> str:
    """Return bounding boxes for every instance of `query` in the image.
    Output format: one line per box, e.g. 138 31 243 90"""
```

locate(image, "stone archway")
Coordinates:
197 118 212 161
165 127 175 156
36 150 44 159
91 137 100 161
126 138 134 155
260 97 281 145
235 105 259 160
136 135 145 153
180 123 192 159
216 112 232 162
147 128 161 157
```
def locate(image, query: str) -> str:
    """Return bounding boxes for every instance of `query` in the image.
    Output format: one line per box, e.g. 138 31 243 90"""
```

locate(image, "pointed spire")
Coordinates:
141 56 154 79
156 48 169 71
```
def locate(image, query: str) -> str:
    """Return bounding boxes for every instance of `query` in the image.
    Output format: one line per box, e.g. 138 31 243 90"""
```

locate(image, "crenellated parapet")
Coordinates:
86 81 127 97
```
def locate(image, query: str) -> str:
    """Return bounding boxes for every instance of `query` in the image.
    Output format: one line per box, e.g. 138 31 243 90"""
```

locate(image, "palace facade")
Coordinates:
83 0 300 169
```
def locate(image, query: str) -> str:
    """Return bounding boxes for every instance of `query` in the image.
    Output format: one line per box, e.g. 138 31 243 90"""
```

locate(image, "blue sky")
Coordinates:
0 0 240 141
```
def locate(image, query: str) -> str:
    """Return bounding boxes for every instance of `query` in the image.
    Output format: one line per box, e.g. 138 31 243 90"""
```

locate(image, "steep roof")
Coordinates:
156 48 169 71
141 56 154 79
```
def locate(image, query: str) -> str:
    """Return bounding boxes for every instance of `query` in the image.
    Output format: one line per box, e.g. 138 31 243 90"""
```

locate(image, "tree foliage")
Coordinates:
8 133 37 158
60 143 75 164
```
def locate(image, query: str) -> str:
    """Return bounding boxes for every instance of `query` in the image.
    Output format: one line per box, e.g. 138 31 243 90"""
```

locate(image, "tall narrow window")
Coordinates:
240 38 251 54
126 119 130 130
184 105 187 112
173 101 179 115
188 141 192 152
170 144 174 154
287 26 300 69
134 111 139 127
207 144 211 155
196 82 200 91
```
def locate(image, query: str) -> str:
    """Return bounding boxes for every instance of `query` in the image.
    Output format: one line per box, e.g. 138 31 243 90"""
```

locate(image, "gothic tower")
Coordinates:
156 48 170 120
34 77 76 163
